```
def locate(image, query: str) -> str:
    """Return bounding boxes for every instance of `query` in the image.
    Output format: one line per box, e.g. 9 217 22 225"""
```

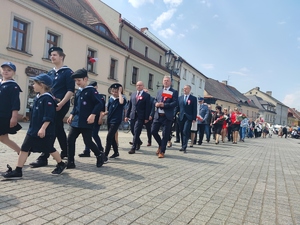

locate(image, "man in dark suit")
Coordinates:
143 88 155 146
151 76 178 158
177 85 197 152
196 97 209 145
125 81 150 154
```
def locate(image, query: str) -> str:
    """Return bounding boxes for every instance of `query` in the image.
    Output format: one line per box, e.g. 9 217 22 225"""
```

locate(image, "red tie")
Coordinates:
136 91 140 101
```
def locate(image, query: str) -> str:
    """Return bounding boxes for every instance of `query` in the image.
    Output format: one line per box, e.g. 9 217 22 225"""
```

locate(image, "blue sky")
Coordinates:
101 0 300 110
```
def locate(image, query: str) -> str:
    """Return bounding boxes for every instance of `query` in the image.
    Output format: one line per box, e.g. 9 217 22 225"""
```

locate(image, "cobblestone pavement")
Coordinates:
1 122 300 225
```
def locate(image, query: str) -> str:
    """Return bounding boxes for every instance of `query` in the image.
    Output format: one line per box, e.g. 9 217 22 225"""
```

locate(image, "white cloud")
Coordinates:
297 37 300 41
158 28 175 38
177 14 184 20
151 9 176 30
240 67 249 72
200 0 211 7
191 24 198 29
178 33 185 39
283 91 300 110
201 64 214 69
278 21 286 25
229 67 249 76
229 71 247 76
163 0 183 7
213 14 219 19
128 0 154 8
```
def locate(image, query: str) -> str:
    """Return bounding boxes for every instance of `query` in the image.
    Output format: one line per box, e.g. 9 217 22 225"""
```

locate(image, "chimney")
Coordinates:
266 91 272 96
141 27 148 32
255 87 260 91
222 80 228 85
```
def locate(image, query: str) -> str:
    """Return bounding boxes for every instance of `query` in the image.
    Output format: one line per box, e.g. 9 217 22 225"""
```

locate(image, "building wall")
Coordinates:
0 0 127 119
245 88 288 125
88 0 121 37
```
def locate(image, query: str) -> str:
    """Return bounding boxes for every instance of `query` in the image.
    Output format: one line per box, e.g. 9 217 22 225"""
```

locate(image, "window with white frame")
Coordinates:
109 58 118 80
148 73 153 90
129 36 133 49
132 67 138 84
199 78 203 88
11 18 28 52
46 31 59 58
183 68 187 80
87 48 97 73
192 74 195 84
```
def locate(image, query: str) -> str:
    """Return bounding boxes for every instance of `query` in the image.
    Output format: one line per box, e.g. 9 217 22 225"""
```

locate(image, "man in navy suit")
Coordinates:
125 81 150 154
151 76 178 158
177 85 197 152
143 88 155 146
196 97 209 145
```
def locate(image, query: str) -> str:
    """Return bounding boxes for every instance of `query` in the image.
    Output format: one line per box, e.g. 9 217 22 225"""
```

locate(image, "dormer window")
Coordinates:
94 23 112 37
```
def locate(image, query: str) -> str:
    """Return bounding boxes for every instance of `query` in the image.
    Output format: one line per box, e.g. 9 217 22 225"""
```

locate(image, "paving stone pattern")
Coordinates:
1 123 300 225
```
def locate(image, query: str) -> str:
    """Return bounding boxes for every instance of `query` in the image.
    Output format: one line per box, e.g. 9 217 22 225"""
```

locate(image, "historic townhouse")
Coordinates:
245 87 288 125
246 95 276 124
204 79 259 120
0 0 127 119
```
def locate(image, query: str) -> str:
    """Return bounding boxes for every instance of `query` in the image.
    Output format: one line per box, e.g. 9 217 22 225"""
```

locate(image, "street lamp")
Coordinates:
165 50 183 84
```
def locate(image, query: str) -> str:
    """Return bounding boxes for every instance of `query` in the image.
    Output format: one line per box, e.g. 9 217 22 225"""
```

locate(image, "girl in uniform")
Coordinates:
3 74 66 179
0 62 22 155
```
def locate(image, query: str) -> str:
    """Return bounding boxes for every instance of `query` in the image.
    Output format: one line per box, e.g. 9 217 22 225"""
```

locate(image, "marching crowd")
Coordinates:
0 47 283 180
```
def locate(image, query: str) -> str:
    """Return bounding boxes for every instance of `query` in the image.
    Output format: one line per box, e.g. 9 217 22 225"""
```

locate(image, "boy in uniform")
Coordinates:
66 69 104 168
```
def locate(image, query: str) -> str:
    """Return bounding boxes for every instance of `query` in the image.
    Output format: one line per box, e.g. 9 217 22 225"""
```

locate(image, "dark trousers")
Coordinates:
145 120 153 144
227 126 232 141
84 122 103 153
104 123 120 156
37 103 69 161
67 126 100 162
130 117 144 149
196 123 206 144
205 124 211 142
175 118 180 142
178 116 192 149
151 116 173 153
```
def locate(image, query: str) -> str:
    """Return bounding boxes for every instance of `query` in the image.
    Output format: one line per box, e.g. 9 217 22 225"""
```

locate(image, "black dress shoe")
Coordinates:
66 161 76 169
129 141 133 145
78 152 90 157
96 154 104 167
197 142 202 145
110 153 119 158
29 160 48 168
136 143 140 150
128 149 135 154
179 148 185 151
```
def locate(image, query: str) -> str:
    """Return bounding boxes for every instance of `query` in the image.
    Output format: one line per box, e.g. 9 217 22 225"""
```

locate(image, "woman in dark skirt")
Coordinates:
212 105 224 144
3 74 66 180
0 62 22 155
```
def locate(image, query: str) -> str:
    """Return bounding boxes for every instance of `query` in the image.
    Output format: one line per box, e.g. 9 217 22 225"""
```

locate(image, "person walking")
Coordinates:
151 76 178 158
103 83 126 160
143 88 155 147
0 62 22 156
66 69 104 169
177 85 197 153
3 74 66 179
78 81 105 157
125 81 150 154
195 97 209 145
30 47 74 168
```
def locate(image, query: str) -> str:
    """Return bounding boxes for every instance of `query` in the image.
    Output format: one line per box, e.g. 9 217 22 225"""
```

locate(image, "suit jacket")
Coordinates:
177 95 197 121
198 103 209 124
126 91 150 120
149 96 155 118
154 87 178 121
